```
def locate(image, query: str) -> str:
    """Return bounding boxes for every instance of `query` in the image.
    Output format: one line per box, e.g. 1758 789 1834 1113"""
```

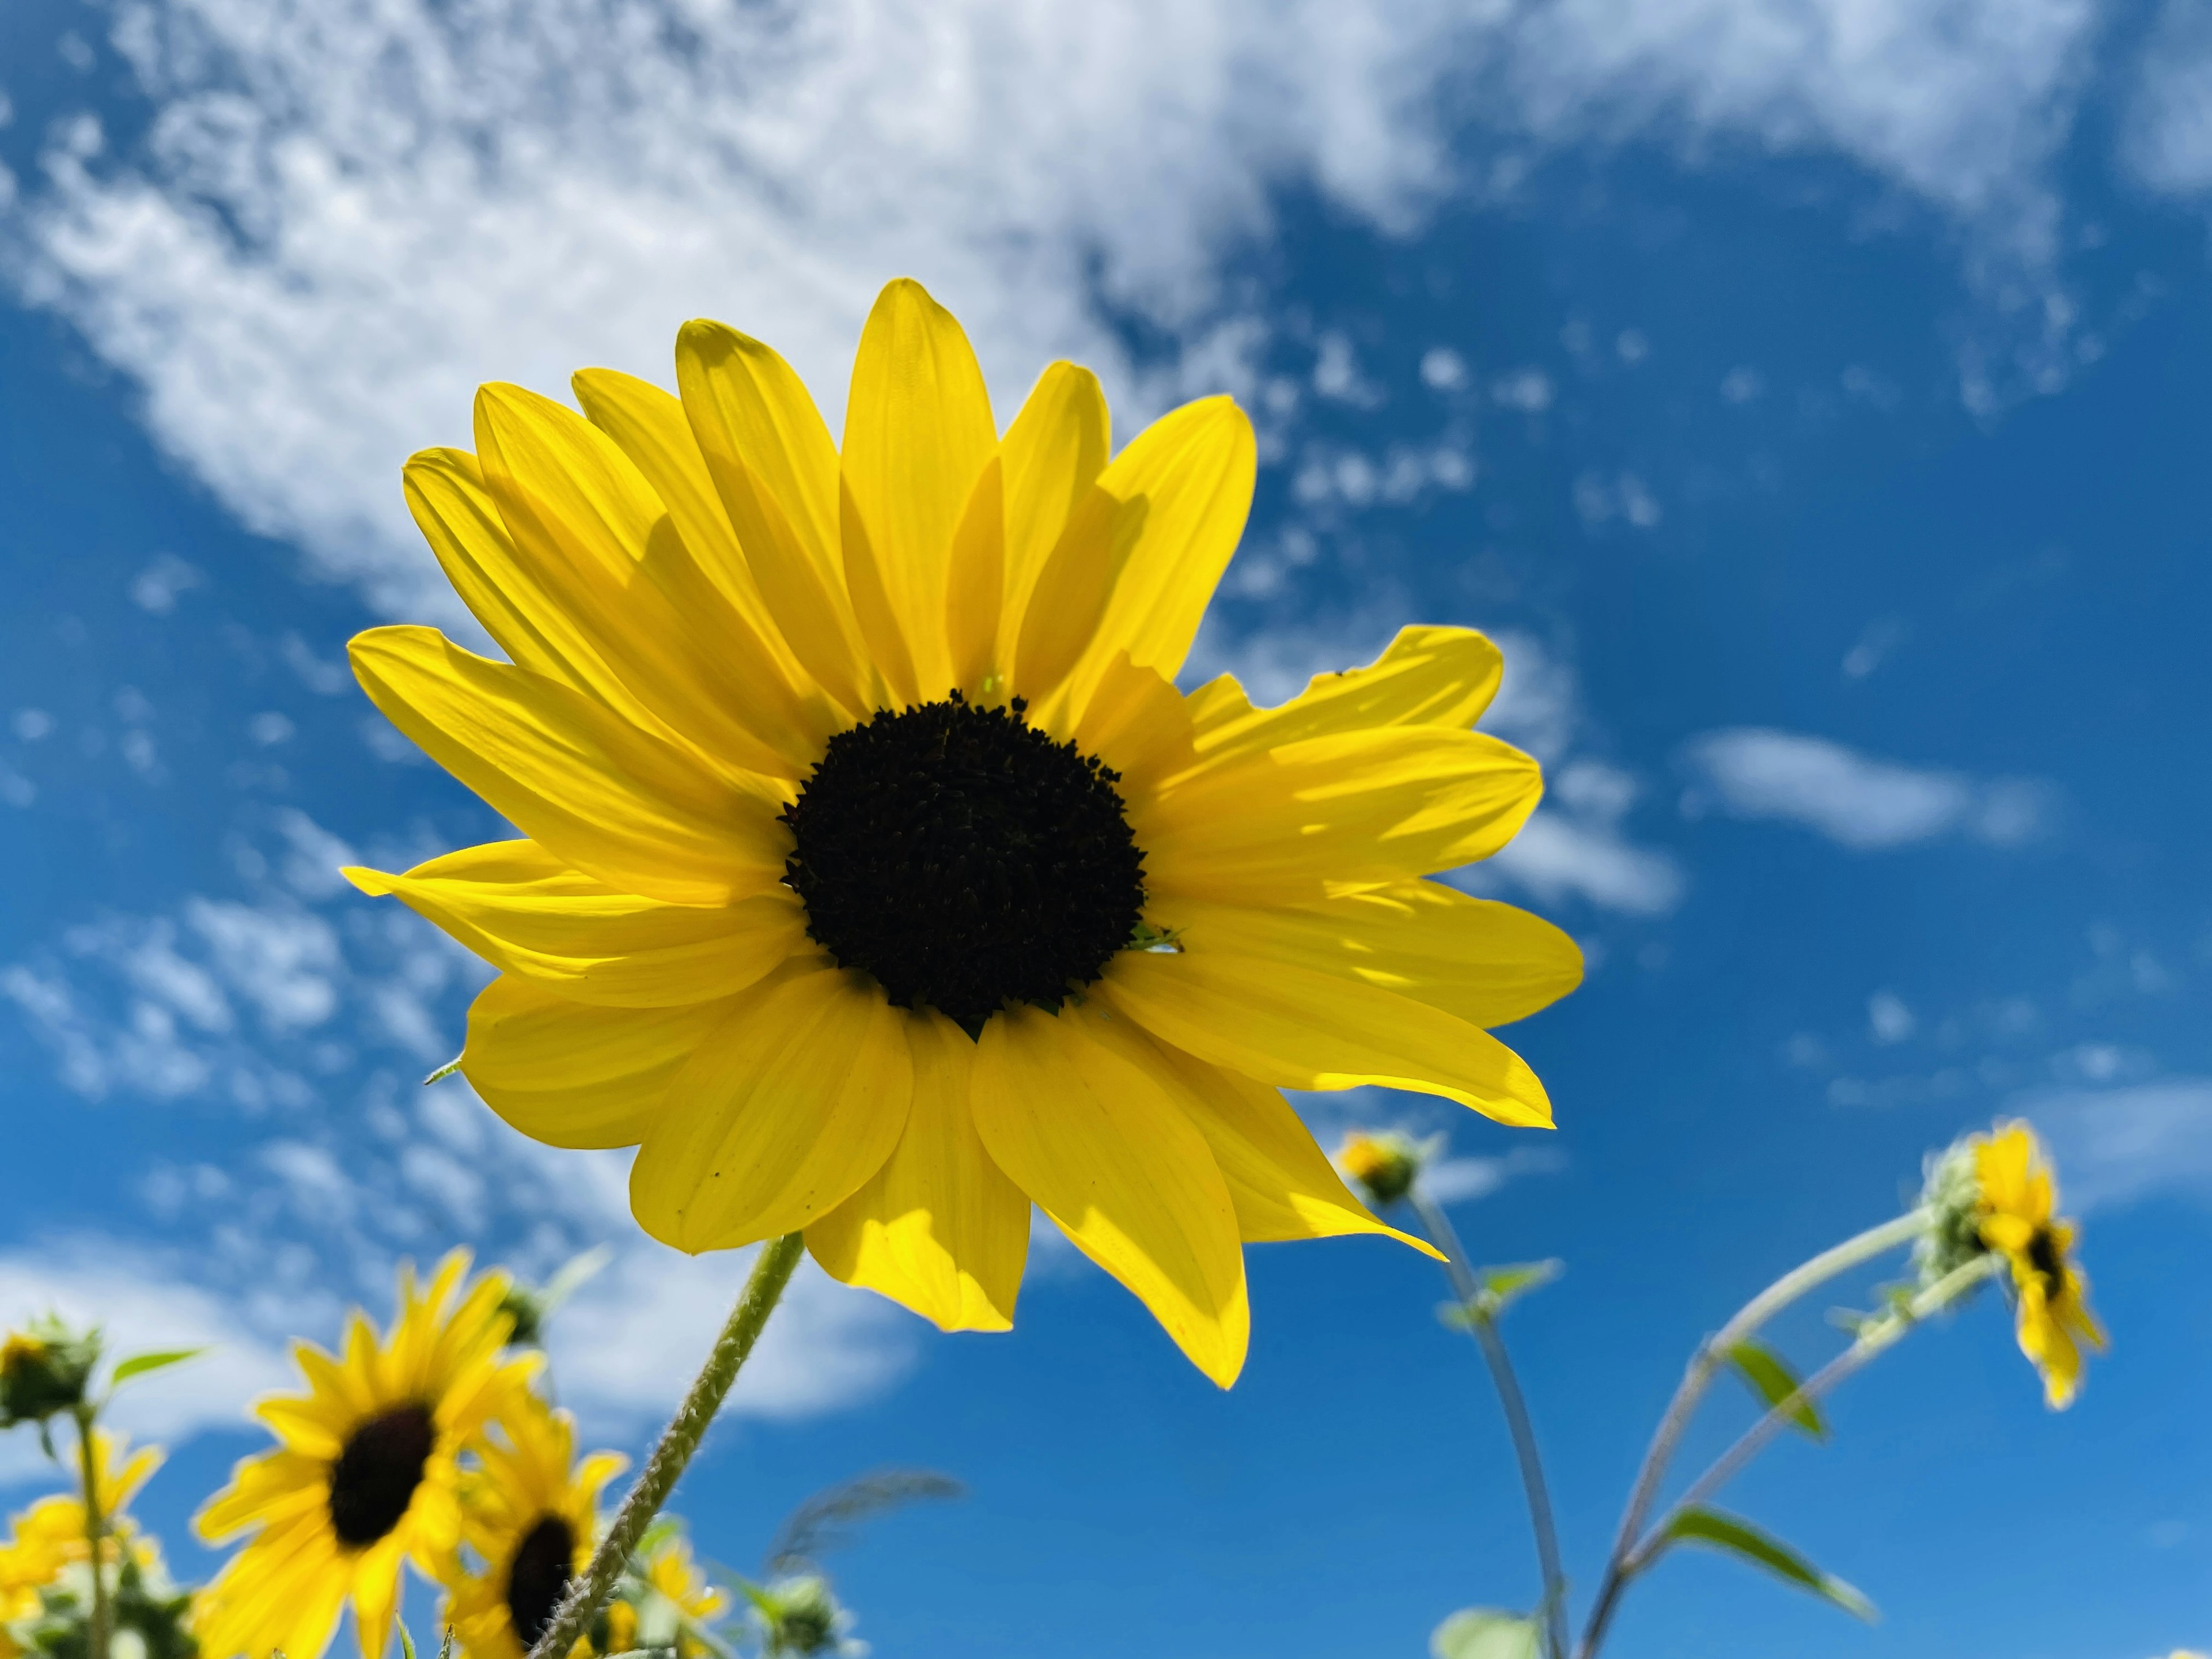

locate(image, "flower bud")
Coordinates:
1336 1131 1426 1208
0 1316 101 1427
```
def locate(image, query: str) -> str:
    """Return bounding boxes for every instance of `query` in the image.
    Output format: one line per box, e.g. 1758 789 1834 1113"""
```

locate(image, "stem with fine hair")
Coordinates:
527 1232 807 1659
1407 1189 1570 1659
72 1404 109 1659
1574 1208 1927 1659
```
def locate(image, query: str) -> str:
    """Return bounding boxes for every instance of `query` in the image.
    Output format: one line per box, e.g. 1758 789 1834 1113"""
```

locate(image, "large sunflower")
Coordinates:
193 1253 539 1659
347 278 1581 1384
445 1395 626 1659
1972 1122 2106 1408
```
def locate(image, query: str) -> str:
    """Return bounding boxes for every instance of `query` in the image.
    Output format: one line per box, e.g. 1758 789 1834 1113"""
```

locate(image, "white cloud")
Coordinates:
1683 728 2052 850
1868 989 1916 1045
2123 0 2212 196
2019 1079 2212 1214
1478 810 1684 917
0 0 2113 619
1424 1145 1567 1206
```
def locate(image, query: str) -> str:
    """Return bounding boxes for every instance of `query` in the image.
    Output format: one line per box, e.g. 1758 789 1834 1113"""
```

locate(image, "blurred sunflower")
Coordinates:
445 1394 626 1659
605 1524 726 1658
1973 1122 2107 1408
0 1431 164 1659
193 1253 537 1659
347 277 1581 1385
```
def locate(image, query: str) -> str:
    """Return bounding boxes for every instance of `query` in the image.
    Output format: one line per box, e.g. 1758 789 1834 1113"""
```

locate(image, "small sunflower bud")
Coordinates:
1911 1134 1988 1289
0 1316 101 1428
751 1575 852 1657
1336 1131 1426 1209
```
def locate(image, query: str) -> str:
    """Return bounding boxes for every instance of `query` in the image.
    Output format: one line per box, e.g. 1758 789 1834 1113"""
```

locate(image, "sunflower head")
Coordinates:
194 1251 540 1659
0 1319 99 1429
445 1393 626 1659
1955 1120 2108 1409
1335 1131 1434 1209
616 1522 726 1658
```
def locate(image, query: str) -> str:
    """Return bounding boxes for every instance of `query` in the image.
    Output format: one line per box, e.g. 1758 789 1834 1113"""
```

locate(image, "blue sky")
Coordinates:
2 1 2210 1656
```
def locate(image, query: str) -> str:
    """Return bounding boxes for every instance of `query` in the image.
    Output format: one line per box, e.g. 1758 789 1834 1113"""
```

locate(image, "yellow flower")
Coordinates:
618 1528 725 1658
192 1252 539 1659
444 1395 626 1659
0 1431 164 1659
344 278 1580 1385
1972 1122 2107 1409
1335 1131 1426 1207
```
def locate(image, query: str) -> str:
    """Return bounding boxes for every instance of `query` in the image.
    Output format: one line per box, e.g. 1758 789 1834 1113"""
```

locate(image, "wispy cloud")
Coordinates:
1681 728 2053 850
2017 1078 2212 1214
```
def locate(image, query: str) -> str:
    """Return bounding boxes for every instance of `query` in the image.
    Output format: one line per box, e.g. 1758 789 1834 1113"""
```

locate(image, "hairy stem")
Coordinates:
1575 1209 1927 1659
1408 1190 1570 1659
527 1233 806 1659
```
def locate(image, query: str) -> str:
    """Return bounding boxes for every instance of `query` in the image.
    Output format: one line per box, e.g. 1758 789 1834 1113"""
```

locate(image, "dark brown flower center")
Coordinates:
2026 1226 2066 1297
328 1403 436 1547
782 693 1146 1037
506 1514 577 1647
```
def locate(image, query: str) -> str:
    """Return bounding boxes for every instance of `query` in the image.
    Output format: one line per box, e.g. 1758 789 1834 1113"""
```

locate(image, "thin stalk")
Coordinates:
528 1233 806 1659
73 1404 109 1659
1626 1252 2002 1571
1575 1208 1927 1659
1408 1190 1570 1659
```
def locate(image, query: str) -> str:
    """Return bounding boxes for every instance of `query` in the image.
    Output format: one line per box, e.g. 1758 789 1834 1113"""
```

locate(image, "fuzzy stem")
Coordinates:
1407 1190 1570 1659
527 1233 806 1659
1575 1208 1927 1659
73 1405 109 1659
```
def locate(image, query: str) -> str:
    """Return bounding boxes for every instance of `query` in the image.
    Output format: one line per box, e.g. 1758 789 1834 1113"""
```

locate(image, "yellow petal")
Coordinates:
473 382 820 779
1055 654 1199 801
995 362 1109 670
1014 396 1256 710
349 625 789 907
805 1009 1028 1332
1191 626 1507 759
346 840 808 1007
350 1539 403 1659
462 974 734 1149
1100 948 1554 1126
945 457 1007 694
676 319 878 714
1141 726 1544 903
1162 885 1583 1029
840 279 998 703
971 1003 1249 1386
1082 1014 1439 1255
629 967 914 1251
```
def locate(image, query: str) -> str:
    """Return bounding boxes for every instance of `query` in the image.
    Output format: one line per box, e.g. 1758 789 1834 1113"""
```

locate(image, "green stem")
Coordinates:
1575 1208 1927 1659
526 1233 806 1659
73 1404 109 1659
1408 1190 1570 1659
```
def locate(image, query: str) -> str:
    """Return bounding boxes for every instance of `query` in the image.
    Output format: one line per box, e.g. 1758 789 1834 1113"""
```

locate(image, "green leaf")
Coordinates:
1479 1259 1563 1307
110 1349 206 1389
1666 1507 1876 1622
1725 1340 1827 1440
1430 1608 1543 1659
398 1627 418 1659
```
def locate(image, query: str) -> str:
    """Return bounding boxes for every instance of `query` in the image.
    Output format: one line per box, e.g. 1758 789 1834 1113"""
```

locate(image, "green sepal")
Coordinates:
1665 1506 1876 1621
1724 1340 1827 1440
110 1349 207 1390
1438 1260 1563 1327
1429 1607 1543 1659
423 1055 465 1085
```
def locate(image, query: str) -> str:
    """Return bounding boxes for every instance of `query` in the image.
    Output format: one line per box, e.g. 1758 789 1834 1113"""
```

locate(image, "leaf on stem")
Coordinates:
1437 1260 1564 1328
110 1349 206 1389
1430 1608 1543 1659
1725 1340 1827 1440
1665 1507 1876 1621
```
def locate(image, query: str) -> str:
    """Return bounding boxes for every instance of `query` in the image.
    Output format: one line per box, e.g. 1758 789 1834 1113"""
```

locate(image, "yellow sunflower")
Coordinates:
605 1528 726 1658
346 277 1581 1385
193 1252 539 1659
445 1393 626 1659
1972 1122 2107 1408
0 1431 164 1659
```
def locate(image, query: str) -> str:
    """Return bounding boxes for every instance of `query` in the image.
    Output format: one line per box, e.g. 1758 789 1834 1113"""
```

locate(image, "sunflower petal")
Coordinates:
1082 1014 1440 1255
1141 726 1544 902
350 625 789 906
997 362 1109 667
463 974 733 1149
840 279 998 703
806 1009 1028 1332
676 319 878 714
630 967 914 1251
971 1003 1249 1386
1161 885 1583 1028
1191 625 1507 758
1101 948 1553 1126
346 840 807 1007
1015 396 1256 709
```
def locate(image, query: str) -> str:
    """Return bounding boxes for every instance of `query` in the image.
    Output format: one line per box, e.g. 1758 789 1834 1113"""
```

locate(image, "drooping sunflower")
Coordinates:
1972 1121 2107 1408
347 278 1581 1385
193 1253 539 1659
445 1394 626 1659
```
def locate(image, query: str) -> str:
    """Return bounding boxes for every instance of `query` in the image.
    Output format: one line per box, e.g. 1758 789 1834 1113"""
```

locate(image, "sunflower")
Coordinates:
1972 1122 2107 1408
605 1528 726 1659
445 1395 626 1659
193 1252 539 1659
0 1431 164 1659
346 277 1581 1385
